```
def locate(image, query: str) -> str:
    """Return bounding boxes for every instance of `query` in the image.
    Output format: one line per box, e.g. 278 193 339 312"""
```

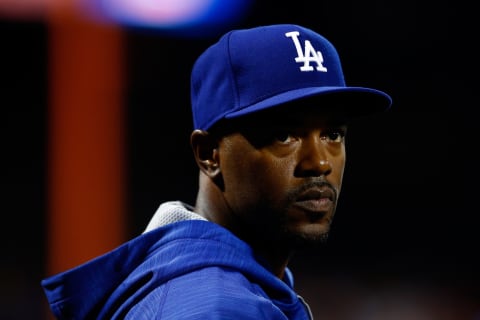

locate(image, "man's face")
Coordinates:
217 105 347 246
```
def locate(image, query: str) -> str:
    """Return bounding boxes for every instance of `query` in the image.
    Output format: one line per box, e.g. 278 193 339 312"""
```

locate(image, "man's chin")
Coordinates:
287 229 330 249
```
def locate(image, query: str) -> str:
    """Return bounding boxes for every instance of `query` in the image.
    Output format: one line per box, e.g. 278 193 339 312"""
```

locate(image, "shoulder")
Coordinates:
125 266 282 319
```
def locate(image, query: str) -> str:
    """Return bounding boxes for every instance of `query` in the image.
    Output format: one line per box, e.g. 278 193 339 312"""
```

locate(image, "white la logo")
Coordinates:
285 31 328 72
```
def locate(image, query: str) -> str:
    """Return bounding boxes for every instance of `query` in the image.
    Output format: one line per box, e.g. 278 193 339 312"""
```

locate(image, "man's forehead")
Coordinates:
209 101 350 137
223 111 347 137
241 103 349 125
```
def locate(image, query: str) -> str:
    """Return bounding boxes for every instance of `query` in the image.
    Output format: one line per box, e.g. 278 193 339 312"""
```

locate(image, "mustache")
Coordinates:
286 178 338 203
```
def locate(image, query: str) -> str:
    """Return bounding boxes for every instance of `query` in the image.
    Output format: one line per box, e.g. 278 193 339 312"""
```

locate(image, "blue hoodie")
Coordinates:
41 202 313 319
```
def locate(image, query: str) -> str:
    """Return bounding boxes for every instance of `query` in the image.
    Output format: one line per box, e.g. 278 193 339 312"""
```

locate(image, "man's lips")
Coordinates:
294 187 335 213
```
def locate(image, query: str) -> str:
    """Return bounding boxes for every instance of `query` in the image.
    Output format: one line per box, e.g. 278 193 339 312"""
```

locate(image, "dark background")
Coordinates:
1 1 478 319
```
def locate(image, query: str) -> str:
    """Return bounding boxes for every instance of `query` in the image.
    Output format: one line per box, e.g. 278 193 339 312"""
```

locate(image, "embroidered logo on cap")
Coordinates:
285 31 328 72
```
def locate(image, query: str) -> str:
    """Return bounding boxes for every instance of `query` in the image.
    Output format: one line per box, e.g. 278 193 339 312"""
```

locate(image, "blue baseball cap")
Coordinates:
191 24 392 131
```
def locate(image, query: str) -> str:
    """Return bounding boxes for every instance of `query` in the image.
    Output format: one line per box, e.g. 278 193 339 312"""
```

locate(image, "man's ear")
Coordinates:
190 129 221 178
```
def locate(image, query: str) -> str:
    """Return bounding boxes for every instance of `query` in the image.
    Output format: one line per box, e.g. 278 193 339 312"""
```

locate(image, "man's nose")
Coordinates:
294 137 332 177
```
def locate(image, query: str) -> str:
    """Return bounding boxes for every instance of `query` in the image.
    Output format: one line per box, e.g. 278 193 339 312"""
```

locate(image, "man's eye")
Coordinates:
273 131 293 143
325 131 345 143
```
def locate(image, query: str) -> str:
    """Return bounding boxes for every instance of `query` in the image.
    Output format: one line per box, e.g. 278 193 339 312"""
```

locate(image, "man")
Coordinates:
42 24 392 319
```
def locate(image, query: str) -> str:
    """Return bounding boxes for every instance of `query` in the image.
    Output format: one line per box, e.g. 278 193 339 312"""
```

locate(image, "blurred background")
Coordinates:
1 0 477 319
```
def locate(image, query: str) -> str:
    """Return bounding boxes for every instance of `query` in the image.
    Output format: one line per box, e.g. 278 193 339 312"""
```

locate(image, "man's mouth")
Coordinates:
294 187 335 215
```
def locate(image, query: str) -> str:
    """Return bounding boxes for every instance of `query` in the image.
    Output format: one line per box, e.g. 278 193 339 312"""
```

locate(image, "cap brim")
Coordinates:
225 86 392 121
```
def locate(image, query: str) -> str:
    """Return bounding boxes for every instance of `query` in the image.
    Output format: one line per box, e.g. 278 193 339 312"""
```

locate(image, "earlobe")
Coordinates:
190 129 221 177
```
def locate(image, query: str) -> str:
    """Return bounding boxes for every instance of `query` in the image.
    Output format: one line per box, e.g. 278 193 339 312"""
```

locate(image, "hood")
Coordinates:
41 220 298 319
